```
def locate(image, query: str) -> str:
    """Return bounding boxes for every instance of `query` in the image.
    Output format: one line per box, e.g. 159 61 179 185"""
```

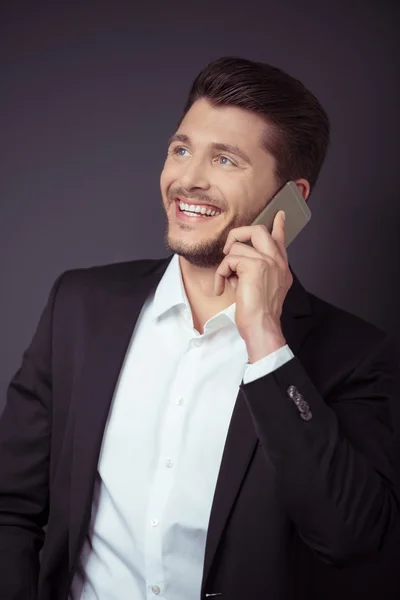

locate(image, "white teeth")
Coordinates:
178 201 221 217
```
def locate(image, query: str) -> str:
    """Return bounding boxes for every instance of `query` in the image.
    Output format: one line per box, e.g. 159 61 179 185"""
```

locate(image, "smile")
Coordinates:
174 199 223 223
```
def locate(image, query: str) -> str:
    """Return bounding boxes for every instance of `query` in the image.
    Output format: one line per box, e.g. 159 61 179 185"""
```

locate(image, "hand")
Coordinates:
214 211 293 362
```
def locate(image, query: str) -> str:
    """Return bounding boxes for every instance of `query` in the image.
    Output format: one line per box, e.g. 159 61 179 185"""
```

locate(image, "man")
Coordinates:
0 57 399 600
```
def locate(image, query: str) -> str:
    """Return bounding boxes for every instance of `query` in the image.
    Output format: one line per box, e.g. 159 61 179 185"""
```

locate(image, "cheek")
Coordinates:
242 178 271 213
221 177 250 210
160 161 179 193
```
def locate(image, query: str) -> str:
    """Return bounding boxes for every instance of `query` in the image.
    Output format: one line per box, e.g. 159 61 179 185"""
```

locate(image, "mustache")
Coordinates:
168 187 225 210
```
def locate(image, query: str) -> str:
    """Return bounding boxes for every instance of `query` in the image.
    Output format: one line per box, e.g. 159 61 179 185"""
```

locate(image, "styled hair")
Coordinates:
182 57 330 191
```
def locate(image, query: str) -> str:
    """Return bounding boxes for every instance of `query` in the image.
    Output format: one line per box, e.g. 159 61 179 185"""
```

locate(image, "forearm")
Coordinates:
240 347 400 566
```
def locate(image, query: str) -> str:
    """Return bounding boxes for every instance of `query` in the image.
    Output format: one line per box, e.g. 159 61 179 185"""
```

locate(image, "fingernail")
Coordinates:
281 211 286 221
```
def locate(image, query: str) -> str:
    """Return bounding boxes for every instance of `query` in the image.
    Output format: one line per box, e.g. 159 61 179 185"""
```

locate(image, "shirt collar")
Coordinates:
151 254 237 327
151 254 190 321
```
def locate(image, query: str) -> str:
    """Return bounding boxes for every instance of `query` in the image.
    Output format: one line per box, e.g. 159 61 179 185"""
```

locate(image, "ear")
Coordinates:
294 178 311 202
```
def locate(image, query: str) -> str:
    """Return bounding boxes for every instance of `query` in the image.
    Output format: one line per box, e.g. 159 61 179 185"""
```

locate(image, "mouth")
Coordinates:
174 197 223 223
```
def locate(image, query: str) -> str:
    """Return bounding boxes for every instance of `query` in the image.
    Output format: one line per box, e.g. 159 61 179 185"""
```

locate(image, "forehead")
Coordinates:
177 98 268 151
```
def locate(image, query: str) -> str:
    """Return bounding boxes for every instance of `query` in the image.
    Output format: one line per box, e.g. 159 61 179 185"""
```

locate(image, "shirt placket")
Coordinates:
144 338 194 599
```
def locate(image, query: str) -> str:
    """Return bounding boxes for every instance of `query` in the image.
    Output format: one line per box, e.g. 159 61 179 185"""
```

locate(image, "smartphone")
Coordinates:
250 181 311 247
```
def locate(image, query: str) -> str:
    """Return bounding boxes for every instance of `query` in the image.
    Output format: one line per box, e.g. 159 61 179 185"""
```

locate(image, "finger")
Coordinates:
214 255 238 296
224 223 277 258
227 241 264 260
227 274 238 290
214 255 260 296
215 243 265 295
271 211 288 259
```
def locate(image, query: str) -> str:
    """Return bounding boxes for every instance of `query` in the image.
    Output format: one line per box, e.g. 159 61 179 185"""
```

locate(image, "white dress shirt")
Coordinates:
69 254 294 600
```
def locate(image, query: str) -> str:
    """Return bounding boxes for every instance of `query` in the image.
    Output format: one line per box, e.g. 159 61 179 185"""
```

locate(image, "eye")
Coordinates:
172 146 190 157
215 155 235 166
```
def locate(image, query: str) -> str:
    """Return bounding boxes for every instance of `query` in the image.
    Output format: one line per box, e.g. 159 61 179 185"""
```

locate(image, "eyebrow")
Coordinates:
168 133 252 165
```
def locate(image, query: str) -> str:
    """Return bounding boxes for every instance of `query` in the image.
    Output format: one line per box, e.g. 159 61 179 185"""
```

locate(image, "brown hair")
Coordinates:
182 57 330 192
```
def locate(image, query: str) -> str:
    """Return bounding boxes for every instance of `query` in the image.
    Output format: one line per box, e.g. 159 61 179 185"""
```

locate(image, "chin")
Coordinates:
164 231 225 268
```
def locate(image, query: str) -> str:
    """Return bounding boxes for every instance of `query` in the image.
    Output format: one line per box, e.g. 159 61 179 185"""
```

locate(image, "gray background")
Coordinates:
1 0 399 597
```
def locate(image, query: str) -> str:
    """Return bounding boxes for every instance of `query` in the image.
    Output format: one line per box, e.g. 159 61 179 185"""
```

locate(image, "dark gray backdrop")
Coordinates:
1 1 399 598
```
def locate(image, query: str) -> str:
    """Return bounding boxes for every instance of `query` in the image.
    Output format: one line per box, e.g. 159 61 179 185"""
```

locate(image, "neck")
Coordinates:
178 255 236 332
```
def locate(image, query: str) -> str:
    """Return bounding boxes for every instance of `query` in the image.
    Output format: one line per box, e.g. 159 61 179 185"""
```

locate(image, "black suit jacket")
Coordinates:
0 256 399 600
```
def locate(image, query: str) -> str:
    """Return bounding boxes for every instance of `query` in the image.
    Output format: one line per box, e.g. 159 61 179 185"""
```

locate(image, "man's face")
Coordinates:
160 98 279 268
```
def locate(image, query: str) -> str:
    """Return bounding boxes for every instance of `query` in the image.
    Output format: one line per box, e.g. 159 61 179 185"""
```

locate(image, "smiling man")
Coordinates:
0 57 399 600
162 99 281 269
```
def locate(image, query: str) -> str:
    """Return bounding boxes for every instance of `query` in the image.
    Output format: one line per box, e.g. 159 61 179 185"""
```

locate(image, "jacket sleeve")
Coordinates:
240 334 400 566
0 273 65 600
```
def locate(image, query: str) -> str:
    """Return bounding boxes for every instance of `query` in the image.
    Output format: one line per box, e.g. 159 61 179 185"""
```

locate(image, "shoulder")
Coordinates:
56 257 169 292
47 257 170 317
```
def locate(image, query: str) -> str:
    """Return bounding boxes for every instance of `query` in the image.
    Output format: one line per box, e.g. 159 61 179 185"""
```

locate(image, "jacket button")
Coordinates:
297 399 309 413
287 386 312 420
300 410 312 421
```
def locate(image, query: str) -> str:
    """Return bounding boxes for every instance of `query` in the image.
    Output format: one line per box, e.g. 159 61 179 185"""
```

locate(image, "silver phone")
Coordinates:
251 181 311 247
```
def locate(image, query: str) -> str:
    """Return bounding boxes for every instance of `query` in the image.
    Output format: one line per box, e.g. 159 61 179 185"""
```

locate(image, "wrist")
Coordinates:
244 329 287 364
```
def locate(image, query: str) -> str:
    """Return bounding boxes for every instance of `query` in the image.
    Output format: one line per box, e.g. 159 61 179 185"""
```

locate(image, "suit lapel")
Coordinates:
201 269 314 592
68 258 171 574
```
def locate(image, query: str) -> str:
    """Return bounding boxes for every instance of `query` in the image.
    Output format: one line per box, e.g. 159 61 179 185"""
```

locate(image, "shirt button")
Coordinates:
176 397 184 405
184 309 191 320
194 338 202 347
150 518 159 527
151 584 161 595
164 458 174 468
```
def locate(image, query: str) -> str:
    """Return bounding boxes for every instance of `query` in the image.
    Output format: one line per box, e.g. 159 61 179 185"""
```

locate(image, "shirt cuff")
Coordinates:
243 345 294 385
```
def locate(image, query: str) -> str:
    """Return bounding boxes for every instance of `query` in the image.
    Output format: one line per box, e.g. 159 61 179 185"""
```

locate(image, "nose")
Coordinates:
179 157 210 191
